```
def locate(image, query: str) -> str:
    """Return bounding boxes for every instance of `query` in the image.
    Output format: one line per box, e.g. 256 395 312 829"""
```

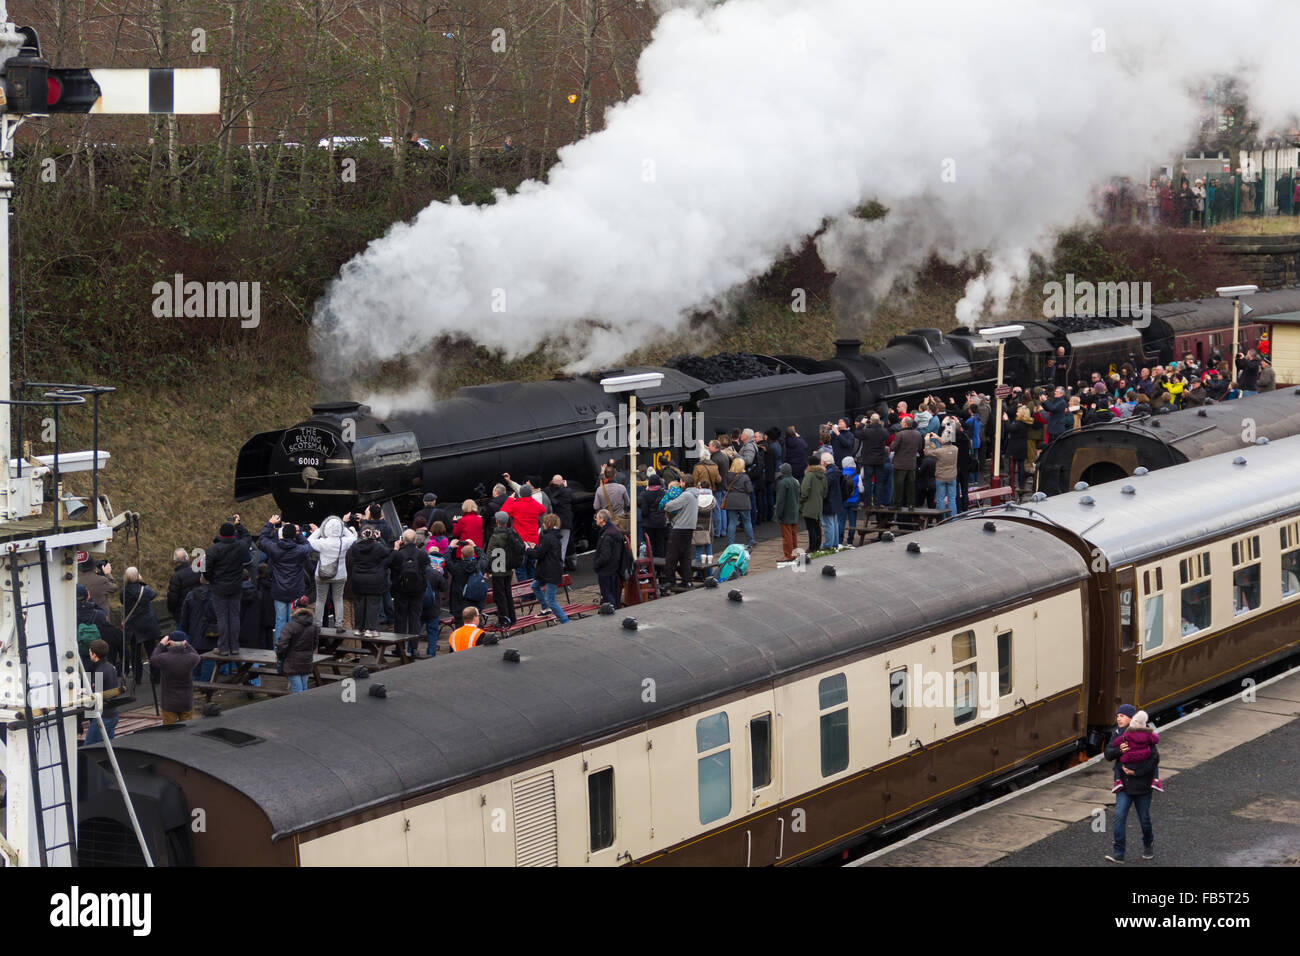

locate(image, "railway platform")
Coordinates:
853 669 1300 867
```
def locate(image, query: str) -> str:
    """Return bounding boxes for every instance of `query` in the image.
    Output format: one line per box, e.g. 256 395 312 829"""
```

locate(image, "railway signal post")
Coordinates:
1216 284 1258 363
0 4 219 866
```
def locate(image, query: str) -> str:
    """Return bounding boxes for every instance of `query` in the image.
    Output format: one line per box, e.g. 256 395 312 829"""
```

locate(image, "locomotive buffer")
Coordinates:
0 5 219 867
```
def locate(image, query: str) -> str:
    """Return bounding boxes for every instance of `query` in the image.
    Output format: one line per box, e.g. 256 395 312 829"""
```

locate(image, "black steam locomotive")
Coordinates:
236 287 1300 525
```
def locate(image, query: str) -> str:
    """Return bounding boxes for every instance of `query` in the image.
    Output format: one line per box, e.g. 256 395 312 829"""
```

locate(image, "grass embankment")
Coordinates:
43 349 314 602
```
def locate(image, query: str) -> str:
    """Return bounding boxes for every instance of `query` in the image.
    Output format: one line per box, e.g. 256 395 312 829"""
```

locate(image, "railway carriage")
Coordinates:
84 439 1300 866
981 435 1300 738
87 520 1090 866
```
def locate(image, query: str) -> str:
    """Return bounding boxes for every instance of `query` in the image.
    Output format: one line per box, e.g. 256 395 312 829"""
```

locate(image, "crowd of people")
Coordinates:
74 335 1274 730
1099 169 1300 227
623 338 1277 576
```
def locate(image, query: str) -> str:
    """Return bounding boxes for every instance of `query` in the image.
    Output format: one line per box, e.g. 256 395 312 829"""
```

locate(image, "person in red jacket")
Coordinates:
452 499 484 550
501 484 545 582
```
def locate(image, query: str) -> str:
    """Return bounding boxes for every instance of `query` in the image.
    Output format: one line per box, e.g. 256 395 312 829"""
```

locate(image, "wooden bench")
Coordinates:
967 485 1015 506
853 506 949 544
195 649 330 699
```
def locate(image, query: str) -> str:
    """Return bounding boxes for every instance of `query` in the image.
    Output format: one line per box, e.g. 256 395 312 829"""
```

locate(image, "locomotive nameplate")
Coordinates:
281 427 340 465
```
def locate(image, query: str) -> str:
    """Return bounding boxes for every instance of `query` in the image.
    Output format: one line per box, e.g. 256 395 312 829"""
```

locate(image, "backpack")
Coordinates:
746 450 766 484
841 471 854 500
716 544 750 582
77 622 100 667
462 567 488 603
618 539 635 582
397 550 423 592
318 545 340 580
505 531 524 570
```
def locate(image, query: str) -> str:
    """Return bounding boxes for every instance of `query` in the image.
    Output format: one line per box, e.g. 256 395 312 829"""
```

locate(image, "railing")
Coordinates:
3 382 116 532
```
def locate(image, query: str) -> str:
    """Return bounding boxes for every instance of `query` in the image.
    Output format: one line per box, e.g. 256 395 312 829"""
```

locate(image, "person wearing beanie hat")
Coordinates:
258 515 316 648
76 584 109 630
207 516 254 656
638 470 669 568
1104 702 1159 862
840 455 860 546
773 460 801 561
149 630 201 723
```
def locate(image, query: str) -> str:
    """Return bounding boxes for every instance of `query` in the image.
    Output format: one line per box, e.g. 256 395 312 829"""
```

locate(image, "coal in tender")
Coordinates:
664 353 777 384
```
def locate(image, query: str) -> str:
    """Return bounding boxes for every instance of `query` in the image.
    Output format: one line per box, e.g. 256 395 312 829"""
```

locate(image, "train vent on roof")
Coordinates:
512 771 559 867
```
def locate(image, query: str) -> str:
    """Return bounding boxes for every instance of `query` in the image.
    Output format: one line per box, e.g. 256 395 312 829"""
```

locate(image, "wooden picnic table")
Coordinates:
651 556 719 582
854 506 950 544
318 628 418 669
195 648 329 699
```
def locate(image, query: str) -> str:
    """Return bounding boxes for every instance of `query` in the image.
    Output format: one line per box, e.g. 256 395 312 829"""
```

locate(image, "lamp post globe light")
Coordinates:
600 372 665 589
1216 285 1258 360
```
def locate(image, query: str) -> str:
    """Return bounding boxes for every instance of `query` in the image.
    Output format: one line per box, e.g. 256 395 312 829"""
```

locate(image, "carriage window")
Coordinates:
1179 552 1210 584
1142 594 1164 650
750 714 772 790
889 668 908 738
996 631 1013 696
1180 583 1211 635
588 768 615 852
697 713 731 825
1283 523 1300 599
1179 551 1213 636
1233 566 1261 615
1283 549 1300 598
818 674 849 777
1232 535 1261 616
952 630 977 725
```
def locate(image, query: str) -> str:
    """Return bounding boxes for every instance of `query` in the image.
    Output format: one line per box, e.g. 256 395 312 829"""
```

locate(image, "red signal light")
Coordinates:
47 75 63 106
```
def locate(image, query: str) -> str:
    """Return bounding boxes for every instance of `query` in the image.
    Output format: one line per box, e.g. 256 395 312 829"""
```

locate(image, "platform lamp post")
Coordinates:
601 372 664 601
1216 284 1258 365
978 324 1024 489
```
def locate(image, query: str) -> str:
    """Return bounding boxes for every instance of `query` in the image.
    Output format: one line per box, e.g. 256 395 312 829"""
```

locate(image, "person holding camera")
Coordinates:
309 513 357 633
150 631 201 724
78 557 116 614
258 515 315 643
207 518 250 656
349 525 391 637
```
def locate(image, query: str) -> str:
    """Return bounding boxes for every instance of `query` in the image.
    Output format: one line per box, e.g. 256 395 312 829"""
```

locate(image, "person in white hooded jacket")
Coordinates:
309 514 357 631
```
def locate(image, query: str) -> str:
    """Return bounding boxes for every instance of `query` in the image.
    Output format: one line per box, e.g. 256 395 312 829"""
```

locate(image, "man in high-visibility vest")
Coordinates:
449 606 485 652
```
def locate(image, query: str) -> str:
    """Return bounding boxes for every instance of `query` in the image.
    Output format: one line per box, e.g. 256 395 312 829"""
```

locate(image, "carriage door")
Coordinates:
1114 568 1138 712
581 726 651 867
744 691 783 866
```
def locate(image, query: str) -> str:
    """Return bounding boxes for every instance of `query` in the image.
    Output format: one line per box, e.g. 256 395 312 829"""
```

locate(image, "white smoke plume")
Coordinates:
313 0 1300 394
